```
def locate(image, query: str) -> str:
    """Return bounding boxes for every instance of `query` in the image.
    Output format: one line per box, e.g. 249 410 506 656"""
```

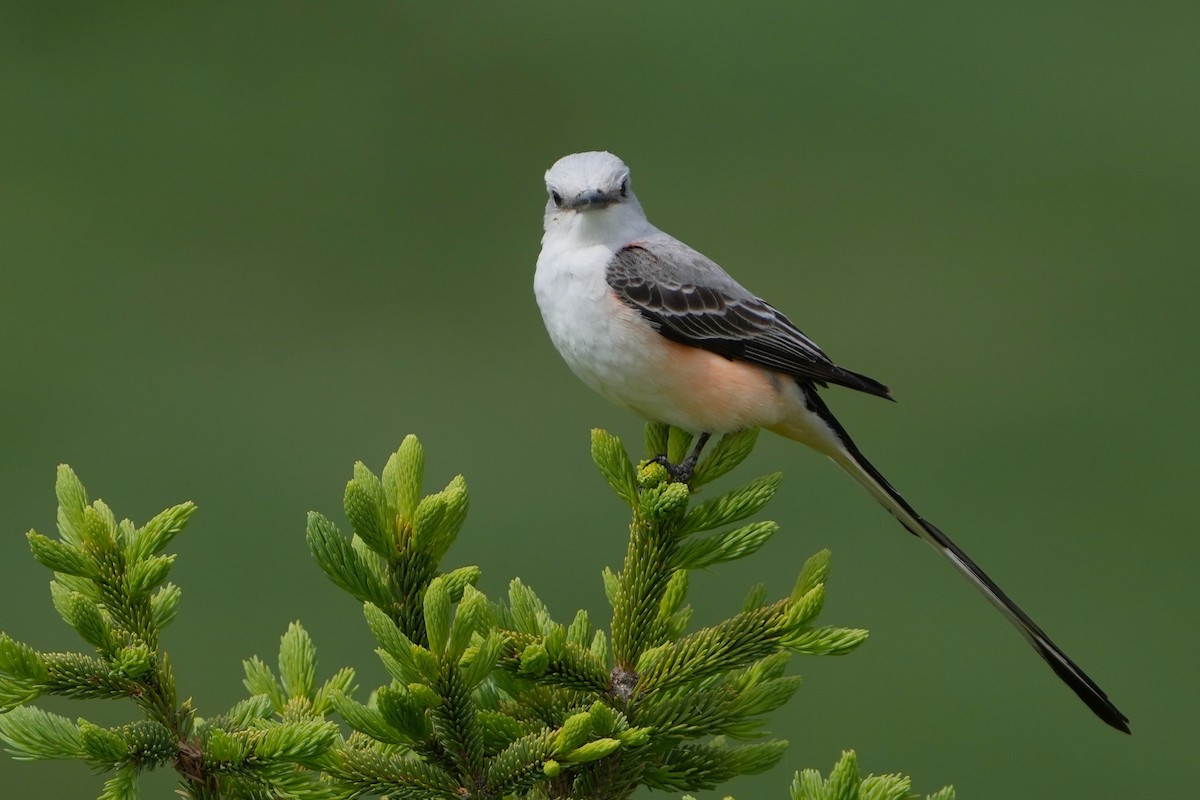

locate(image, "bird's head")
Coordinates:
543 152 645 235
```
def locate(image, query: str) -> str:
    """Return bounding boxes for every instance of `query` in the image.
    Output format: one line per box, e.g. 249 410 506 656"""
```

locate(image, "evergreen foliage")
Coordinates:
0 428 952 799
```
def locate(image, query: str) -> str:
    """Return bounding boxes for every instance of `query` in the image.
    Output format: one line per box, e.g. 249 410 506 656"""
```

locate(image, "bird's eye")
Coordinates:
550 190 563 207
619 179 628 198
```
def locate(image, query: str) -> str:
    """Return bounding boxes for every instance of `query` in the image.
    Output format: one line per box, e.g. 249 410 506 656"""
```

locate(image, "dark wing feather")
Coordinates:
607 241 891 398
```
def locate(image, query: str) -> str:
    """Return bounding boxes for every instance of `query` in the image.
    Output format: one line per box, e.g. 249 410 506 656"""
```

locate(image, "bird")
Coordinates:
533 150 1129 733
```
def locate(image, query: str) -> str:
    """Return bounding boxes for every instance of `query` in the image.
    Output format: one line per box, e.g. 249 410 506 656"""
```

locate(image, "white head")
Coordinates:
542 152 647 236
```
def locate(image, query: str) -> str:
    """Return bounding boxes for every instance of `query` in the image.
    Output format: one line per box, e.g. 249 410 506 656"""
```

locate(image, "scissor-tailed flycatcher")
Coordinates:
533 151 1129 733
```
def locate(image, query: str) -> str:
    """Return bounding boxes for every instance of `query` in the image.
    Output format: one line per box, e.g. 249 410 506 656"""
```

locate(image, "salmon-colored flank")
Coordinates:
651 339 793 433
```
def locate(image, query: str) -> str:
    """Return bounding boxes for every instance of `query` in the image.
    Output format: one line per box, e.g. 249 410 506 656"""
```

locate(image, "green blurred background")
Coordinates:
2 3 1195 797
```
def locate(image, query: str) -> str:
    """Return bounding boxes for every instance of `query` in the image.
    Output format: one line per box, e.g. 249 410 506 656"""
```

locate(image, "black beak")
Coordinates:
569 191 618 211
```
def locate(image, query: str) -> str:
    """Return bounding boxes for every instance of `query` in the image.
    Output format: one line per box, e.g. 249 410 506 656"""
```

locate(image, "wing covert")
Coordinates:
607 240 891 398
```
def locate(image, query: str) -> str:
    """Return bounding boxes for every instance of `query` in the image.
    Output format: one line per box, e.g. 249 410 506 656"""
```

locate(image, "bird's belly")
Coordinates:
537 269 799 434
624 334 803 434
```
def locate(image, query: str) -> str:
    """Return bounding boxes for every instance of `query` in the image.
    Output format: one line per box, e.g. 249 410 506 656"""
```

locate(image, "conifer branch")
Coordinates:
0 431 952 799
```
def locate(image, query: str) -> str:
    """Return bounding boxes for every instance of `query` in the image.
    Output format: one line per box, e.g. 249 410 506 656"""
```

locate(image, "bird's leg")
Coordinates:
651 432 711 484
676 432 711 482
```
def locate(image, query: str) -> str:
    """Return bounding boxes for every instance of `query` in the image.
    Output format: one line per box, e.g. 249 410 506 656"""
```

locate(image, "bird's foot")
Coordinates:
650 432 711 485
650 454 696 484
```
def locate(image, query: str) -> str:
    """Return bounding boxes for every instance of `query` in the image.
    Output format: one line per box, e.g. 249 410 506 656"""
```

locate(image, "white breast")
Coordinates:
534 210 668 410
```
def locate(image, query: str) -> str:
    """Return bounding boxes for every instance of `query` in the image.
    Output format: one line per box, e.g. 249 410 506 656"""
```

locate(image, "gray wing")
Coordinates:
606 235 891 398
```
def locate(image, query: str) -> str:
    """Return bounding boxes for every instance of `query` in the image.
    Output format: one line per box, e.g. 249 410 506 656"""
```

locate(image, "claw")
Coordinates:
650 454 694 484
651 432 711 484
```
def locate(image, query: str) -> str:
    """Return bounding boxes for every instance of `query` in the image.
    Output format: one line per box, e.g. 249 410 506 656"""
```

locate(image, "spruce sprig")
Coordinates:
786 750 956 800
1 431 953 799
0 468 352 799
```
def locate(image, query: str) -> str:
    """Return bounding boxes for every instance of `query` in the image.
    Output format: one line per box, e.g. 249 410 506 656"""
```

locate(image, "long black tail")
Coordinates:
801 387 1130 733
